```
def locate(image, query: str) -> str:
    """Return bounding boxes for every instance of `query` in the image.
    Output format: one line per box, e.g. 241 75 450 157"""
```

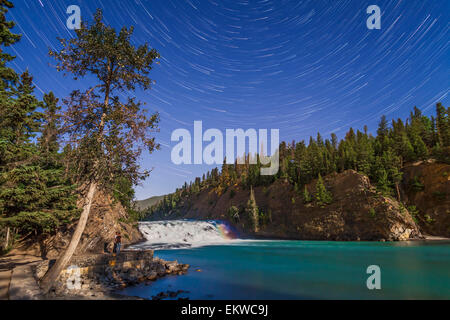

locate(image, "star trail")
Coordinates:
8 0 449 199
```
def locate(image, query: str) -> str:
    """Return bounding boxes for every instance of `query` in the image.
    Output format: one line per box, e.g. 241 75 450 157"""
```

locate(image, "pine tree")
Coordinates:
436 103 449 147
1 72 80 250
377 115 389 138
246 186 259 233
0 1 24 250
355 129 374 175
0 0 20 93
390 166 403 201
376 168 391 195
0 70 41 244
303 186 312 204
391 120 415 163
0 79 79 256
315 174 332 207
40 9 160 292
411 135 428 160
220 158 230 187
147 104 448 225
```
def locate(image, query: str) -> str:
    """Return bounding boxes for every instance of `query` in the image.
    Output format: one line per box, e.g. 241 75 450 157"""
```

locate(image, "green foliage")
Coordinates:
246 187 259 232
303 186 312 203
0 6 163 250
435 103 450 147
315 174 332 207
424 214 434 224
0 4 79 241
258 208 272 226
0 0 21 93
50 9 160 194
407 205 419 223
147 103 448 221
112 175 135 210
228 206 240 222
369 208 376 218
376 169 392 196
398 203 406 215
410 176 425 192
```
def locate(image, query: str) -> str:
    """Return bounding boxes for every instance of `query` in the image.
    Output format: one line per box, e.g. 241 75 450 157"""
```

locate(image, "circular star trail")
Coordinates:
9 0 450 198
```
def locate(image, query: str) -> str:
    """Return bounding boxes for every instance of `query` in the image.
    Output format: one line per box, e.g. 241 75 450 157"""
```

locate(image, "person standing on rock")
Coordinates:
113 231 122 255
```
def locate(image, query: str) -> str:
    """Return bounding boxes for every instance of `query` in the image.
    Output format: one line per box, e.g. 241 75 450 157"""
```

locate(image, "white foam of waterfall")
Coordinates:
130 220 241 250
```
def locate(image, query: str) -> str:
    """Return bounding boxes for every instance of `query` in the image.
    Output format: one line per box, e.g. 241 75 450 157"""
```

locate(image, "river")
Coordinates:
119 220 450 299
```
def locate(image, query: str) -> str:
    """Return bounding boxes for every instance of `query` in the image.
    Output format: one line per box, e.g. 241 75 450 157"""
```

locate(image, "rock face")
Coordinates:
155 170 422 241
14 191 144 258
401 160 450 237
34 250 189 299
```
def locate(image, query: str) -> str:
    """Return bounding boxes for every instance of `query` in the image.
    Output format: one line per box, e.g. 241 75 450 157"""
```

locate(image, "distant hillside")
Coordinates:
134 195 165 211
147 169 426 241
146 105 450 240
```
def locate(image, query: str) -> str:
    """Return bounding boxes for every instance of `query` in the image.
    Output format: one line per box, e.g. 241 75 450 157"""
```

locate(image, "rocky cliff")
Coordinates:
401 160 450 237
152 170 423 241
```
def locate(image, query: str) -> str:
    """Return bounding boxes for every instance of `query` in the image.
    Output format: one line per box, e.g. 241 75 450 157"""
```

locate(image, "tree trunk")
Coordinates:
395 183 401 202
39 182 97 294
4 227 10 250
39 73 111 294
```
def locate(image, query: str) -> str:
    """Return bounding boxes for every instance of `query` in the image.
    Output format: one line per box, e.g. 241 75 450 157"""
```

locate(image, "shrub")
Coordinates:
303 186 312 203
432 191 445 201
407 205 419 223
424 214 434 223
315 174 332 207
228 206 240 222
410 176 425 192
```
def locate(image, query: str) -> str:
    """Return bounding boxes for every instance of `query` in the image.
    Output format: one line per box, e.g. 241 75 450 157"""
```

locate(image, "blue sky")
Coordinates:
8 0 449 199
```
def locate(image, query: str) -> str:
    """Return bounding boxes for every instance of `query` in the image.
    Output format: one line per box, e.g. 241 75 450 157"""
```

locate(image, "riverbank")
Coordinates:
0 249 189 300
2 228 449 300
424 235 450 241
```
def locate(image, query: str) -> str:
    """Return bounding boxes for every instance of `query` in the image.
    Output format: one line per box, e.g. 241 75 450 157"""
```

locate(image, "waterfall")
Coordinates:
131 220 240 250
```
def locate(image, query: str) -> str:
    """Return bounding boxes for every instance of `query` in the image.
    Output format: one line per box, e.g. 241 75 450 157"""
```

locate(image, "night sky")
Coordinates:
8 0 450 199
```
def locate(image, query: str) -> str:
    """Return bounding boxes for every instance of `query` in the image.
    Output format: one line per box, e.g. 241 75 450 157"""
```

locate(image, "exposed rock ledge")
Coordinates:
156 170 423 241
11 250 189 300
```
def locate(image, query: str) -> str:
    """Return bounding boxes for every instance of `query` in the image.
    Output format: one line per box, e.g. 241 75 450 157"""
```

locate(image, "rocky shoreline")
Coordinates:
28 250 189 300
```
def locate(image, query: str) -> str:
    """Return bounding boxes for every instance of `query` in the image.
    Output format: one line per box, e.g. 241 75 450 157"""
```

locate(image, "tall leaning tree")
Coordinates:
40 9 160 293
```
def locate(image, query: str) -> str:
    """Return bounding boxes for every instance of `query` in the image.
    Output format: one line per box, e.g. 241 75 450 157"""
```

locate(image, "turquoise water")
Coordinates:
120 240 450 300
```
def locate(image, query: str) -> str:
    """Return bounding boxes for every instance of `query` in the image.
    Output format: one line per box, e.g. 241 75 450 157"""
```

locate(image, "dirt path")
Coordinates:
0 270 12 299
0 254 42 300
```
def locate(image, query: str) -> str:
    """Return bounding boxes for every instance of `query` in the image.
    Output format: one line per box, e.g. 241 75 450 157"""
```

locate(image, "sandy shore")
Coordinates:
423 235 450 241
